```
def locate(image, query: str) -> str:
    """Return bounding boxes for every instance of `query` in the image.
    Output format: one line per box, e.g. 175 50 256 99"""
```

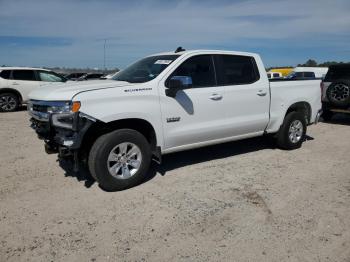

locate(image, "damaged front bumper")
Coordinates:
28 101 95 159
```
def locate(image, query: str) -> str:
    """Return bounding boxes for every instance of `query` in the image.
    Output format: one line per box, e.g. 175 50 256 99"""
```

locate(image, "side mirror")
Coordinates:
165 76 192 97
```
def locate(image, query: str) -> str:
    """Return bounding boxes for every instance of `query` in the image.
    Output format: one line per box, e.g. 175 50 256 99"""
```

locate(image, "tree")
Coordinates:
298 59 318 67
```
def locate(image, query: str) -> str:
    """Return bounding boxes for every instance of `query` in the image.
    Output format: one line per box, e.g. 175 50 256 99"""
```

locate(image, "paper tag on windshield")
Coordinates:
155 60 172 65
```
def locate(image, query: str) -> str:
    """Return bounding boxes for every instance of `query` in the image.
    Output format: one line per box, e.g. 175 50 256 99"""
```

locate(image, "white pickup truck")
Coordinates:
28 49 322 191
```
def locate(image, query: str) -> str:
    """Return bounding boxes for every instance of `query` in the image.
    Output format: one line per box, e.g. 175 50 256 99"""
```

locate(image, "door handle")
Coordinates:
209 93 222 100
257 90 267 96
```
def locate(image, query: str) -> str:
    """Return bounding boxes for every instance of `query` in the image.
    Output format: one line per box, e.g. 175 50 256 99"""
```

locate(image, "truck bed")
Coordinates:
266 79 322 133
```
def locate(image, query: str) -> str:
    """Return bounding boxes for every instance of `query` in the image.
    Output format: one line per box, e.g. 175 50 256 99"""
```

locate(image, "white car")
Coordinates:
285 67 328 80
0 67 67 112
28 49 322 191
267 72 282 79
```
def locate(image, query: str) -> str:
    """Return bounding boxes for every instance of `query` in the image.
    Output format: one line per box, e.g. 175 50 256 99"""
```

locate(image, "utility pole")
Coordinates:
103 39 107 73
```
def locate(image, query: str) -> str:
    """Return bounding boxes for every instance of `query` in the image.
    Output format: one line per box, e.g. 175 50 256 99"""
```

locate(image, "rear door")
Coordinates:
8 70 39 102
159 54 229 149
214 54 270 136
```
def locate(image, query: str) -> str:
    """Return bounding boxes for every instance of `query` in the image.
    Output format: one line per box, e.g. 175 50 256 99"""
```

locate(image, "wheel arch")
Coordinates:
80 117 159 159
285 101 312 124
0 88 23 103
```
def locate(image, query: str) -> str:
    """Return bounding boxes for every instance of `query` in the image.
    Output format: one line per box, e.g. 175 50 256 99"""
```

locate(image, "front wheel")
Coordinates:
88 129 151 191
276 112 307 150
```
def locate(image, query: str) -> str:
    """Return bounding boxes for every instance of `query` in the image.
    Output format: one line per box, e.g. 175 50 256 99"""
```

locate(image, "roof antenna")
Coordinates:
175 46 185 53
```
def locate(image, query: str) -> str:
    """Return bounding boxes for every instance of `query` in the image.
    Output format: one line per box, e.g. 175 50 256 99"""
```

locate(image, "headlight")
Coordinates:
47 101 80 113
50 101 81 129
52 113 75 129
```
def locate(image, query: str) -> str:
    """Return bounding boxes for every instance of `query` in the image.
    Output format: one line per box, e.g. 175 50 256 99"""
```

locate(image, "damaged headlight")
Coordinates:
47 101 80 114
50 101 81 129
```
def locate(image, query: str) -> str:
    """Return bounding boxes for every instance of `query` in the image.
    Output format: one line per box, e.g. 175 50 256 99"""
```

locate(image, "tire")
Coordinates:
276 112 307 150
88 129 151 191
322 110 334 121
0 93 19 112
326 80 350 107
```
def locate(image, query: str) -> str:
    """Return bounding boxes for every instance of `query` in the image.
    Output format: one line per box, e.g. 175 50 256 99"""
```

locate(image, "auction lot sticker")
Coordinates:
154 60 172 65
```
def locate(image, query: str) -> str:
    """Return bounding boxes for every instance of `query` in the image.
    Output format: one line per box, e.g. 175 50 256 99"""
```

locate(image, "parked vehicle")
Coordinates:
285 67 328 80
267 72 282 79
269 68 293 77
0 67 67 112
65 73 86 81
28 49 322 191
321 64 350 120
100 72 119 80
77 73 105 81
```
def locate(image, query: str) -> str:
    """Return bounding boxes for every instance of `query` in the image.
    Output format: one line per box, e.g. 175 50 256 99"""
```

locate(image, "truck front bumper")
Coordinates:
30 112 94 156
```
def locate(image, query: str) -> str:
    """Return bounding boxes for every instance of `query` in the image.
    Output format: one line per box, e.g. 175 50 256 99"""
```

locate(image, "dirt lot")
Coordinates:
0 111 349 262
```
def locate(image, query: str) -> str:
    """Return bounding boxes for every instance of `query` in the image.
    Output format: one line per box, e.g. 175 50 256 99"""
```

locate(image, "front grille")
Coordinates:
32 104 49 113
28 101 50 122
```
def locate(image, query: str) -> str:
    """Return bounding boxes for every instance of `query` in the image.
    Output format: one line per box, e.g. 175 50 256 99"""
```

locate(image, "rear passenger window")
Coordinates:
171 55 216 88
0 70 11 79
12 70 36 81
215 55 260 85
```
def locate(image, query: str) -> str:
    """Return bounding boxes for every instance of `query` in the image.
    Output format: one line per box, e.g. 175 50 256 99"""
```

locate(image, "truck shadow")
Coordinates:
144 134 312 184
59 160 96 188
154 136 274 177
60 135 314 191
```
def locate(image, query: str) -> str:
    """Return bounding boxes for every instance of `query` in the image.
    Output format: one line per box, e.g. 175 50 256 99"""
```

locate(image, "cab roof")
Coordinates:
149 49 259 58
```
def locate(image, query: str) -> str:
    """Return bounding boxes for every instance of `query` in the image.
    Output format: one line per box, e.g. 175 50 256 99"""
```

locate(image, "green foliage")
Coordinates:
297 59 349 67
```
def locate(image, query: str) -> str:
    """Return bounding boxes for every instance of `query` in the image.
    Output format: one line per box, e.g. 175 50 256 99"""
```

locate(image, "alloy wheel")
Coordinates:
288 120 303 143
330 84 350 102
0 95 17 111
107 142 142 179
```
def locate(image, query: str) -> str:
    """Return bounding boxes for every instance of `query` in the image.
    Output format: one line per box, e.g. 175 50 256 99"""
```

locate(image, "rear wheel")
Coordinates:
276 112 307 150
88 129 151 191
0 93 19 112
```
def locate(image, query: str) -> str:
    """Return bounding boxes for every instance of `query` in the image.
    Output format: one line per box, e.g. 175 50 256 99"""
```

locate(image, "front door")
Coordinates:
159 55 229 150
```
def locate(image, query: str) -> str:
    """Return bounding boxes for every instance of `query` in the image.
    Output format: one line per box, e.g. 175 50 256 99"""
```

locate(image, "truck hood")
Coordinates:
28 80 135 101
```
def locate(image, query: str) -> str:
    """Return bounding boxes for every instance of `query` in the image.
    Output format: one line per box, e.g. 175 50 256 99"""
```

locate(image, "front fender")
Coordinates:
74 86 165 148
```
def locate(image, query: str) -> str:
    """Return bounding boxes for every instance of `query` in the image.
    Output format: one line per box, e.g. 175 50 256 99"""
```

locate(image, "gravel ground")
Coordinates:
0 110 349 262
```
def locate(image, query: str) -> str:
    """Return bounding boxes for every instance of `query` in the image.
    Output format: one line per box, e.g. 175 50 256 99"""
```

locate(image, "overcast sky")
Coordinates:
0 0 349 69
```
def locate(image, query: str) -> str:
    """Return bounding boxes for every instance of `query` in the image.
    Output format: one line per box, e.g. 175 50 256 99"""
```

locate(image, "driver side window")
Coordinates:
170 55 216 88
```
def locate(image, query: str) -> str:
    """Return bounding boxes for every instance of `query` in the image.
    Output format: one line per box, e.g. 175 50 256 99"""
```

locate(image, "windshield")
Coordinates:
113 55 180 83
285 72 296 79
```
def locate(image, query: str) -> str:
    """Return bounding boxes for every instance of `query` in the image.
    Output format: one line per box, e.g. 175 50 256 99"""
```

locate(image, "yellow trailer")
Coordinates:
269 68 293 77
